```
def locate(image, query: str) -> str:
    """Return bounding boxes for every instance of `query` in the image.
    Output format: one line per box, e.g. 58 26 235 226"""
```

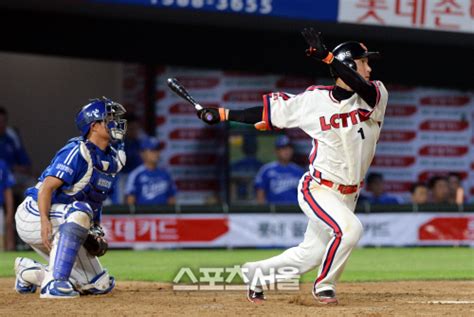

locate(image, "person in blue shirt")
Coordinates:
0 106 31 173
231 134 263 202
0 159 15 250
125 137 177 205
13 97 127 299
255 135 305 204
122 113 145 174
358 172 400 204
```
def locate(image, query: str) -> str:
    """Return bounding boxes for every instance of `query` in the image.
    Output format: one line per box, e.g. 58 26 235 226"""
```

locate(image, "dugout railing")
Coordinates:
102 203 474 215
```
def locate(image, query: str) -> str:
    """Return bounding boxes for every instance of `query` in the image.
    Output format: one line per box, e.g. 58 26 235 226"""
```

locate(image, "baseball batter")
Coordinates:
196 28 388 304
14 97 127 298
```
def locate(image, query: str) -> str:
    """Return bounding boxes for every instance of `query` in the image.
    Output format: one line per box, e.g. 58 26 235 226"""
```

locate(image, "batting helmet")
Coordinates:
75 97 127 141
330 41 380 78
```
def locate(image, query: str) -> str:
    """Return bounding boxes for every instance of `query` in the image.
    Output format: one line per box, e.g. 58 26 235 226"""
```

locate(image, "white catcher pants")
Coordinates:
243 172 363 294
15 197 104 288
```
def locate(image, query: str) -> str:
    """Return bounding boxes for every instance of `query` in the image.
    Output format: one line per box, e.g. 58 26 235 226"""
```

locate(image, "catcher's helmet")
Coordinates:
75 97 127 140
330 41 380 78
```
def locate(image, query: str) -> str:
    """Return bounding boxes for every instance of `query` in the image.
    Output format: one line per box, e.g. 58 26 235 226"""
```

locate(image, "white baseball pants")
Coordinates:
15 197 104 288
243 172 363 294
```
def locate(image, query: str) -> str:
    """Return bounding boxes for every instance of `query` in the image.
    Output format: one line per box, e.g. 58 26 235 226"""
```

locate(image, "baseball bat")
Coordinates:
166 78 203 111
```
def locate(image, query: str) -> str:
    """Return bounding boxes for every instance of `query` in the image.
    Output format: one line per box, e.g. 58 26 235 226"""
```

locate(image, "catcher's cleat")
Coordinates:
14 257 39 294
247 289 266 304
312 289 338 305
40 280 79 299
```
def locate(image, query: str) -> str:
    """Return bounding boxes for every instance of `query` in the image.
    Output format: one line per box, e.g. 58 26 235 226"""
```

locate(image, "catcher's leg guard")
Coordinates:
77 270 115 295
41 202 92 299
52 202 92 281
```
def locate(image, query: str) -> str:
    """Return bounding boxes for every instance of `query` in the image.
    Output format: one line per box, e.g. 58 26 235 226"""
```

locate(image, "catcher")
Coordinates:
14 97 127 298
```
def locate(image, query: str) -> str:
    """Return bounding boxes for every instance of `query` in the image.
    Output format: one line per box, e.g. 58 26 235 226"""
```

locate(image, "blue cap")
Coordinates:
140 137 164 151
275 135 292 148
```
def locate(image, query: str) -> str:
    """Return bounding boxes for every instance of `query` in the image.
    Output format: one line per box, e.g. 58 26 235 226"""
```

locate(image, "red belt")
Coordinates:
320 179 363 195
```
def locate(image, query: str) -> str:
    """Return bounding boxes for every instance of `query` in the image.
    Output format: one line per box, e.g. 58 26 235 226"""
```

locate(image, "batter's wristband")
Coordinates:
218 108 227 121
322 52 334 64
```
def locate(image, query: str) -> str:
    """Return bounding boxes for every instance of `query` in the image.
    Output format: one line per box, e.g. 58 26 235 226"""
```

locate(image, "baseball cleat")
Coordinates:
312 289 338 305
247 289 266 304
14 257 39 294
40 280 80 299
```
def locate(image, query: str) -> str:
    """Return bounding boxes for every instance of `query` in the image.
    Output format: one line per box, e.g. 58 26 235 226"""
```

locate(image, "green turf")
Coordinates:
1 248 473 283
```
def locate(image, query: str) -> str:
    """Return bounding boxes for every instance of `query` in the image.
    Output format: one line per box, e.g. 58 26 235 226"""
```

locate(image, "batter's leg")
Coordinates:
242 218 330 292
300 177 363 295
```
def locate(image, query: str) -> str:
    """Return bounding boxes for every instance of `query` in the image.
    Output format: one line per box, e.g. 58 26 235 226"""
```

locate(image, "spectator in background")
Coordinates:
0 106 32 173
109 113 146 204
428 176 450 204
447 172 465 205
0 159 15 250
231 134 263 202
410 182 429 205
122 113 145 173
359 172 400 204
125 137 177 205
255 135 304 204
0 107 34 203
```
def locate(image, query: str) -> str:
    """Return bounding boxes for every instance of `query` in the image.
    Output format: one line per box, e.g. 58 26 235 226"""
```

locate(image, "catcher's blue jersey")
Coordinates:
25 138 120 219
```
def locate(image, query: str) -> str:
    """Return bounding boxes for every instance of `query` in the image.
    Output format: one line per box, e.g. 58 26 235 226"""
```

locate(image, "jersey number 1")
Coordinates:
357 127 365 140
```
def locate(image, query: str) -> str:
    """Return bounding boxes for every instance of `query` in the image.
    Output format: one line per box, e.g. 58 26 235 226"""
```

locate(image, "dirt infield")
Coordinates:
1 278 473 316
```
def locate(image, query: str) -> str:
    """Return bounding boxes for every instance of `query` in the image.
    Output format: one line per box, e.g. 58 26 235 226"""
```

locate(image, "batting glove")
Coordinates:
301 28 334 64
197 108 227 125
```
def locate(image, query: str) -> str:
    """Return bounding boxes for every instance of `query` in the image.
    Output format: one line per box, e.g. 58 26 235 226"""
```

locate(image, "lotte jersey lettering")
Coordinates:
263 81 388 185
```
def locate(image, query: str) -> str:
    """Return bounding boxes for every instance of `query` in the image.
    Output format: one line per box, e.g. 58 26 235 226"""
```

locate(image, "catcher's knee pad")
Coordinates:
52 222 89 280
79 270 115 295
65 201 93 228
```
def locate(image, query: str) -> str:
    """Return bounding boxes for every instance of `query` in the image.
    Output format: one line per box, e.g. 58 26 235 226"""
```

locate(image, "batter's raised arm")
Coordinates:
302 28 379 108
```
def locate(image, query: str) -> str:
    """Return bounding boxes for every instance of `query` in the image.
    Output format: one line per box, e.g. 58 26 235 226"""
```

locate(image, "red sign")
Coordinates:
169 128 219 140
419 120 468 131
175 179 219 191
418 171 468 182
223 90 267 102
420 96 470 106
169 154 218 166
419 217 473 241
169 103 220 114
379 131 417 142
384 181 415 192
385 105 417 117
419 145 468 157
156 116 166 125
103 216 229 243
372 155 416 167
156 90 166 100
276 77 314 89
174 77 220 89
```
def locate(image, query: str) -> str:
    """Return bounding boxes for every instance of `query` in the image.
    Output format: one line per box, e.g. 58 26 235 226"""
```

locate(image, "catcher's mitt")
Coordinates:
83 225 108 257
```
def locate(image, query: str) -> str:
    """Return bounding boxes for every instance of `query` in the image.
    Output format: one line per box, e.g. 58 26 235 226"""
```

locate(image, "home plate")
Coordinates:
408 300 474 305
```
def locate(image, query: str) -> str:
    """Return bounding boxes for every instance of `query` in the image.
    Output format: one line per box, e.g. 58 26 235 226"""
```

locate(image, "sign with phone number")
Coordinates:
91 0 339 21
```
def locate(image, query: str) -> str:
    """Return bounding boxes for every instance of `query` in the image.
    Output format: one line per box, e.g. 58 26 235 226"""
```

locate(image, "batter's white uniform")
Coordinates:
244 81 388 294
